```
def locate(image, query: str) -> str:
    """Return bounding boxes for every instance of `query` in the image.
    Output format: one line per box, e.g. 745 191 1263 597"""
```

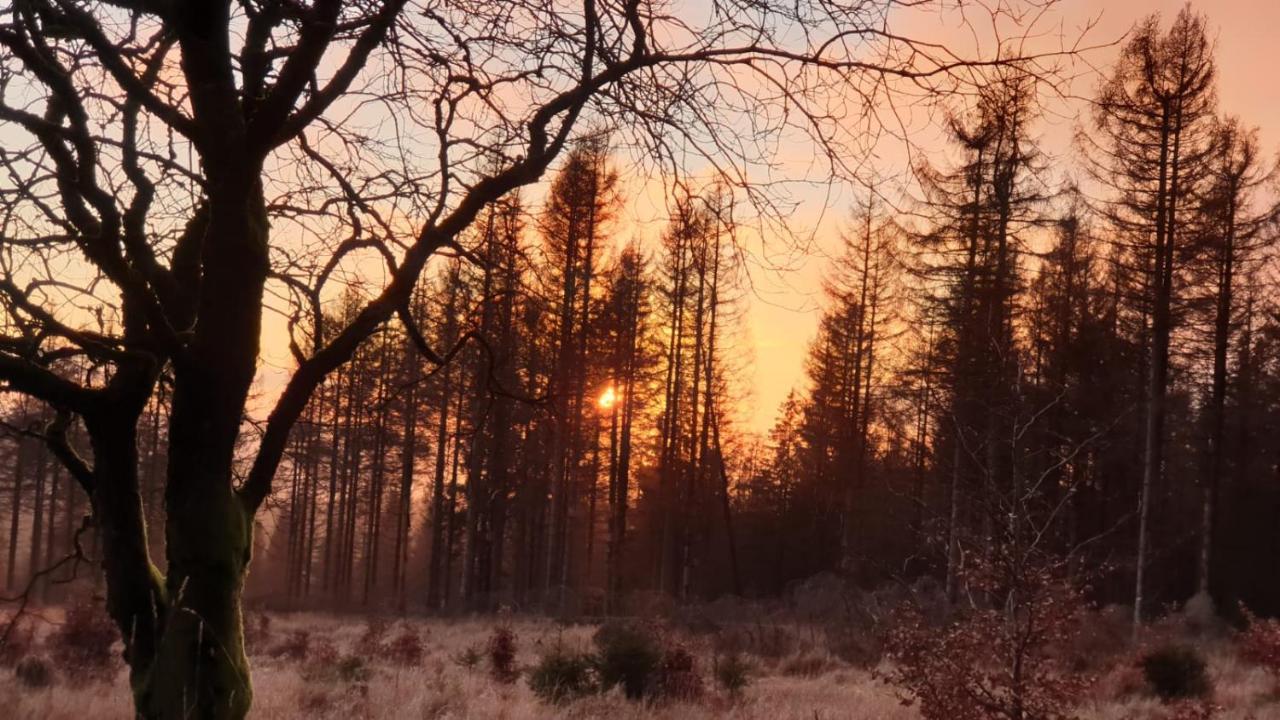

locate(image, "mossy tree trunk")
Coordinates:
79 180 269 719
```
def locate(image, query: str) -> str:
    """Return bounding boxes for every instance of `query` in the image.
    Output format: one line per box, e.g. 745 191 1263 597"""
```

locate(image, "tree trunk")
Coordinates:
27 442 46 597
130 169 269 717
395 339 419 607
1136 107 1176 634
43 463 61 602
6 436 24 591
1199 161 1238 600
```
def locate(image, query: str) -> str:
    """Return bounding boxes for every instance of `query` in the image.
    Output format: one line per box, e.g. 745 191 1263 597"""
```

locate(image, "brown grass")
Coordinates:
2 612 1279 719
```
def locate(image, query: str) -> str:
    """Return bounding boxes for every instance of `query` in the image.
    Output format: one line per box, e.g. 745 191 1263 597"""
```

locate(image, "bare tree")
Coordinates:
1084 6 1217 632
1193 118 1276 602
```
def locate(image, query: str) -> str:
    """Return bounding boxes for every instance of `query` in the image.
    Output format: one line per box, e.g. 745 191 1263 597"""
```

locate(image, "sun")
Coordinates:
598 386 618 410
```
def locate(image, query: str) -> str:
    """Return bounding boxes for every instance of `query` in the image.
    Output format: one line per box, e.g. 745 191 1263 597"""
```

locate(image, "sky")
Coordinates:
250 0 1280 438
731 0 1280 434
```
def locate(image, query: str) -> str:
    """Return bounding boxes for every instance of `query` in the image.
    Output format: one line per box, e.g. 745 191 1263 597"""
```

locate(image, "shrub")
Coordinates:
299 689 335 713
381 629 425 667
49 600 119 683
269 629 312 661
357 617 390 655
488 626 519 683
311 637 340 667
779 650 835 677
15 655 53 687
302 650 368 685
593 620 661 699
653 644 702 701
0 616 34 667
737 623 798 659
528 650 597 704
1180 593 1222 637
1095 659 1149 701
824 623 883 668
242 611 272 655
1156 699 1220 720
711 623 801 660
882 559 1092 720
1141 645 1211 701
714 653 751 697
1060 604 1132 674
337 655 372 684
1237 605 1280 680
454 644 483 670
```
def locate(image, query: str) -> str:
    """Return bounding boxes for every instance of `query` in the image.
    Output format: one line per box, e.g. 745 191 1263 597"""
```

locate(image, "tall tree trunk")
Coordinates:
142 174 269 716
656 228 688 593
43 463 61 602
395 340 419 608
27 441 46 597
711 412 742 596
427 280 459 610
1199 150 1239 600
323 370 345 593
6 437 24 591
1135 107 1176 633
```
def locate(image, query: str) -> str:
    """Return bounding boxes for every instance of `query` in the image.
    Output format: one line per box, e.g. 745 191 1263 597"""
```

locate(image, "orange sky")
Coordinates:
252 0 1280 437
736 0 1280 433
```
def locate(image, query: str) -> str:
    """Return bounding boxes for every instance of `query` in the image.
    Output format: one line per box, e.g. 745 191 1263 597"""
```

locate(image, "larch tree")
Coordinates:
1193 117 1276 602
598 243 654 612
539 138 618 609
1085 6 1217 630
912 73 1045 601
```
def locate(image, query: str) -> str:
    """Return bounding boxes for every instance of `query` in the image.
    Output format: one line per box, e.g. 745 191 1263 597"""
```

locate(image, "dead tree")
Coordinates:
1085 7 1217 630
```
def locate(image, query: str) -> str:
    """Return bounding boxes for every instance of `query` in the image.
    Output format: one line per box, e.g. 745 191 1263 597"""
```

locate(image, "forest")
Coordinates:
2 1 1280 719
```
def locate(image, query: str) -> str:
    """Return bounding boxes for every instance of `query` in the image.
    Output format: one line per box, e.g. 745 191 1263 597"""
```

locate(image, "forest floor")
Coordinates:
2 610 1279 719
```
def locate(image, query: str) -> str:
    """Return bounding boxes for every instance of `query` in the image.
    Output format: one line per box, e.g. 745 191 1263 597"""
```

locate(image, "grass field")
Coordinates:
2 610 1278 719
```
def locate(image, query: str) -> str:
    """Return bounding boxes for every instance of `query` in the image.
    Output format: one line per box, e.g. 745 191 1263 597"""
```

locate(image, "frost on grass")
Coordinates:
2 611 1280 719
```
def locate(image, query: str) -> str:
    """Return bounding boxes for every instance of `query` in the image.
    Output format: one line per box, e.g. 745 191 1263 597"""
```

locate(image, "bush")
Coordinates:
882 560 1092 720
15 656 53 688
779 650 835 677
488 627 519 683
1141 645 1212 701
713 623 798 659
381 629 424 666
714 654 751 697
49 600 119 683
653 644 702 701
1155 699 1220 720
242 611 272 655
357 617 390 655
0 616 34 667
1095 659 1149 701
311 637 340 667
1237 605 1280 680
1060 604 1132 673
299 689 336 714
295 636 340 684
337 655 371 684
593 620 661 699
454 644 483 670
302 650 368 685
824 624 883 668
528 650 597 704
269 629 312 661
1181 592 1222 636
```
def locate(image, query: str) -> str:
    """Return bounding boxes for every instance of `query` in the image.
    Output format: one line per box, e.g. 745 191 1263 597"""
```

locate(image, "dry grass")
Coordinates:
2 612 1279 719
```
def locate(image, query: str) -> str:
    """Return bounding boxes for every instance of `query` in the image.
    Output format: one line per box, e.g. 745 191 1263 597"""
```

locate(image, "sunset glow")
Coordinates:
598 386 618 410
